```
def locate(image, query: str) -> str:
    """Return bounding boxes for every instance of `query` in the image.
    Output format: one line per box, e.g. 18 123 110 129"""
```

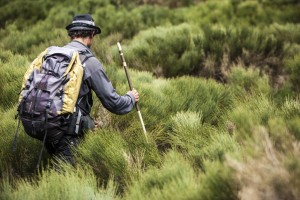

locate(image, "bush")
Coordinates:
267 117 293 151
76 128 128 185
0 22 64 55
282 96 300 140
284 53 300 92
228 66 271 97
162 77 233 125
266 23 300 44
125 151 200 200
0 50 29 109
94 5 184 39
0 107 41 177
201 25 285 82
124 24 203 77
227 94 277 140
0 0 50 28
0 165 119 200
196 161 239 200
120 23 286 81
125 151 239 200
161 111 239 167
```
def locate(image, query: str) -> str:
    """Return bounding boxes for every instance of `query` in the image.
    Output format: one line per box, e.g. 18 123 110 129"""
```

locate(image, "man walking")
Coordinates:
44 14 139 163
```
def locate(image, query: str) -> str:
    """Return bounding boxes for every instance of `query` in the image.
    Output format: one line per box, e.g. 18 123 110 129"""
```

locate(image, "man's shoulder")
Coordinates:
83 55 105 78
84 55 101 66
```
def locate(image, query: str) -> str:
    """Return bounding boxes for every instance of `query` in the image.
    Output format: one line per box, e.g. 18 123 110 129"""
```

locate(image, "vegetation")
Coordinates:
0 0 299 199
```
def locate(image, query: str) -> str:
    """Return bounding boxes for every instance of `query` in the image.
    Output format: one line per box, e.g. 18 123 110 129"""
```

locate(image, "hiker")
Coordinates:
53 14 139 162
17 14 139 165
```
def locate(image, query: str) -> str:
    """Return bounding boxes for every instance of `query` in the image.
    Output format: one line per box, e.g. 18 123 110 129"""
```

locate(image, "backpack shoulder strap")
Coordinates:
78 49 94 64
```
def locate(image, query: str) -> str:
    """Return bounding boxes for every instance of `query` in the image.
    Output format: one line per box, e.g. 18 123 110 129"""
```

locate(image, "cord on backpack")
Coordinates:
12 114 21 152
36 101 51 171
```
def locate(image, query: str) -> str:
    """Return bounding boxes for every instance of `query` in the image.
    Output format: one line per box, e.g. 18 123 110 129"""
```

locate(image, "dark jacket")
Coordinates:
64 40 135 115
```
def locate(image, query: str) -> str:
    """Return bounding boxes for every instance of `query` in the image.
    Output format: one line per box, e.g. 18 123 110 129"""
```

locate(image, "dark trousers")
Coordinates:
43 121 84 165
45 133 80 165
21 113 94 165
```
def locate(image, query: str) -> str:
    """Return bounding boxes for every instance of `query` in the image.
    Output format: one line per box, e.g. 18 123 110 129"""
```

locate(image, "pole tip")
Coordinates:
117 42 122 51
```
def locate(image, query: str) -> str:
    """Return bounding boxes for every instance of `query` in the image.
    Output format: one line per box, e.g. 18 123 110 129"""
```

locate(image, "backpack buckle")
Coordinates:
46 101 51 110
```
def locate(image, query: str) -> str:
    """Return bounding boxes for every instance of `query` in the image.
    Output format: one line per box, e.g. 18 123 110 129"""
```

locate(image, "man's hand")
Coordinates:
129 88 139 102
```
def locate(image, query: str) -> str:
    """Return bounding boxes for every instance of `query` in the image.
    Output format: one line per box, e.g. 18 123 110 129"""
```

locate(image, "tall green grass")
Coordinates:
125 151 239 200
0 0 299 199
0 165 119 200
125 151 200 200
0 50 29 108
120 23 287 81
0 107 41 177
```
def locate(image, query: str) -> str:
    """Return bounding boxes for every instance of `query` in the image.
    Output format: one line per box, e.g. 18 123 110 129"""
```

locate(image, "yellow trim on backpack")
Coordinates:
60 52 84 114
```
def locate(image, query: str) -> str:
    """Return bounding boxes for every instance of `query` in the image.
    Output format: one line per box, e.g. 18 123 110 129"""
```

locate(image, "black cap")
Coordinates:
66 14 101 35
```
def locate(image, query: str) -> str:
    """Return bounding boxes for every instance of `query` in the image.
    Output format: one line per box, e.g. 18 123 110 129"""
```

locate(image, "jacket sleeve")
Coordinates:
86 58 135 115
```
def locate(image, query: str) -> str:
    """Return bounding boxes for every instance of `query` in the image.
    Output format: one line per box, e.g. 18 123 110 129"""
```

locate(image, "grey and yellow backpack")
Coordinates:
13 46 92 168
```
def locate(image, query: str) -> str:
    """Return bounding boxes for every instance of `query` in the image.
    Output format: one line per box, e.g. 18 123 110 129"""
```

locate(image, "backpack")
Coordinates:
13 46 92 169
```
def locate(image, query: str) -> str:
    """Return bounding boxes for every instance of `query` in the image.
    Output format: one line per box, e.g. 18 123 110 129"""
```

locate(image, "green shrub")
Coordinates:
0 50 29 109
266 23 300 44
228 66 271 97
282 97 300 140
201 25 285 81
286 116 300 140
124 24 203 77
121 123 161 169
125 151 238 200
161 111 239 167
284 53 300 92
235 1 266 25
0 165 119 200
94 5 184 39
282 96 300 119
133 78 169 130
181 0 234 26
0 107 41 177
121 23 286 80
162 111 211 158
197 161 239 200
125 151 200 200
285 151 300 197
0 0 50 28
267 117 294 151
227 94 277 140
162 77 233 125
0 21 64 55
76 128 129 189
199 132 239 162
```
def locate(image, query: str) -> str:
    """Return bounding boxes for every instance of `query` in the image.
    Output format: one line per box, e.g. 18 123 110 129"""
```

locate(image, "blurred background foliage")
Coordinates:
0 0 299 199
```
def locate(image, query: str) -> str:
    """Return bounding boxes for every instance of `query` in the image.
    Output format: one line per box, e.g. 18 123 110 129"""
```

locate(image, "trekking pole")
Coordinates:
117 42 148 141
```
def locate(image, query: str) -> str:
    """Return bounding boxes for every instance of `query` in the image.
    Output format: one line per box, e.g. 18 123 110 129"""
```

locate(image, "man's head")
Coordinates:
66 14 101 47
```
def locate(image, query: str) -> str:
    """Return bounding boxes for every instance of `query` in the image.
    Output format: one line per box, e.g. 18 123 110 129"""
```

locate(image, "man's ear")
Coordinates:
90 31 95 39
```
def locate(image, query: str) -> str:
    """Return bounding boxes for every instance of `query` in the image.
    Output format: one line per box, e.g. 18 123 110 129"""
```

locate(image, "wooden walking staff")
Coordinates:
117 42 148 141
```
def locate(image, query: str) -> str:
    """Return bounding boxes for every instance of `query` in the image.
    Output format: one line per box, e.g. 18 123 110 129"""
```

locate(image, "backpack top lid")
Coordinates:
45 46 75 60
66 14 101 35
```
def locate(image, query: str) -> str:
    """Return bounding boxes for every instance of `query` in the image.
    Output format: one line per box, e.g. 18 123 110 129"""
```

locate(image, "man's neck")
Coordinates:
73 38 89 47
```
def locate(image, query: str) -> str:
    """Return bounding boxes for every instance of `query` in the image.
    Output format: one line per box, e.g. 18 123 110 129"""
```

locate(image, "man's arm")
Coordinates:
86 58 138 115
